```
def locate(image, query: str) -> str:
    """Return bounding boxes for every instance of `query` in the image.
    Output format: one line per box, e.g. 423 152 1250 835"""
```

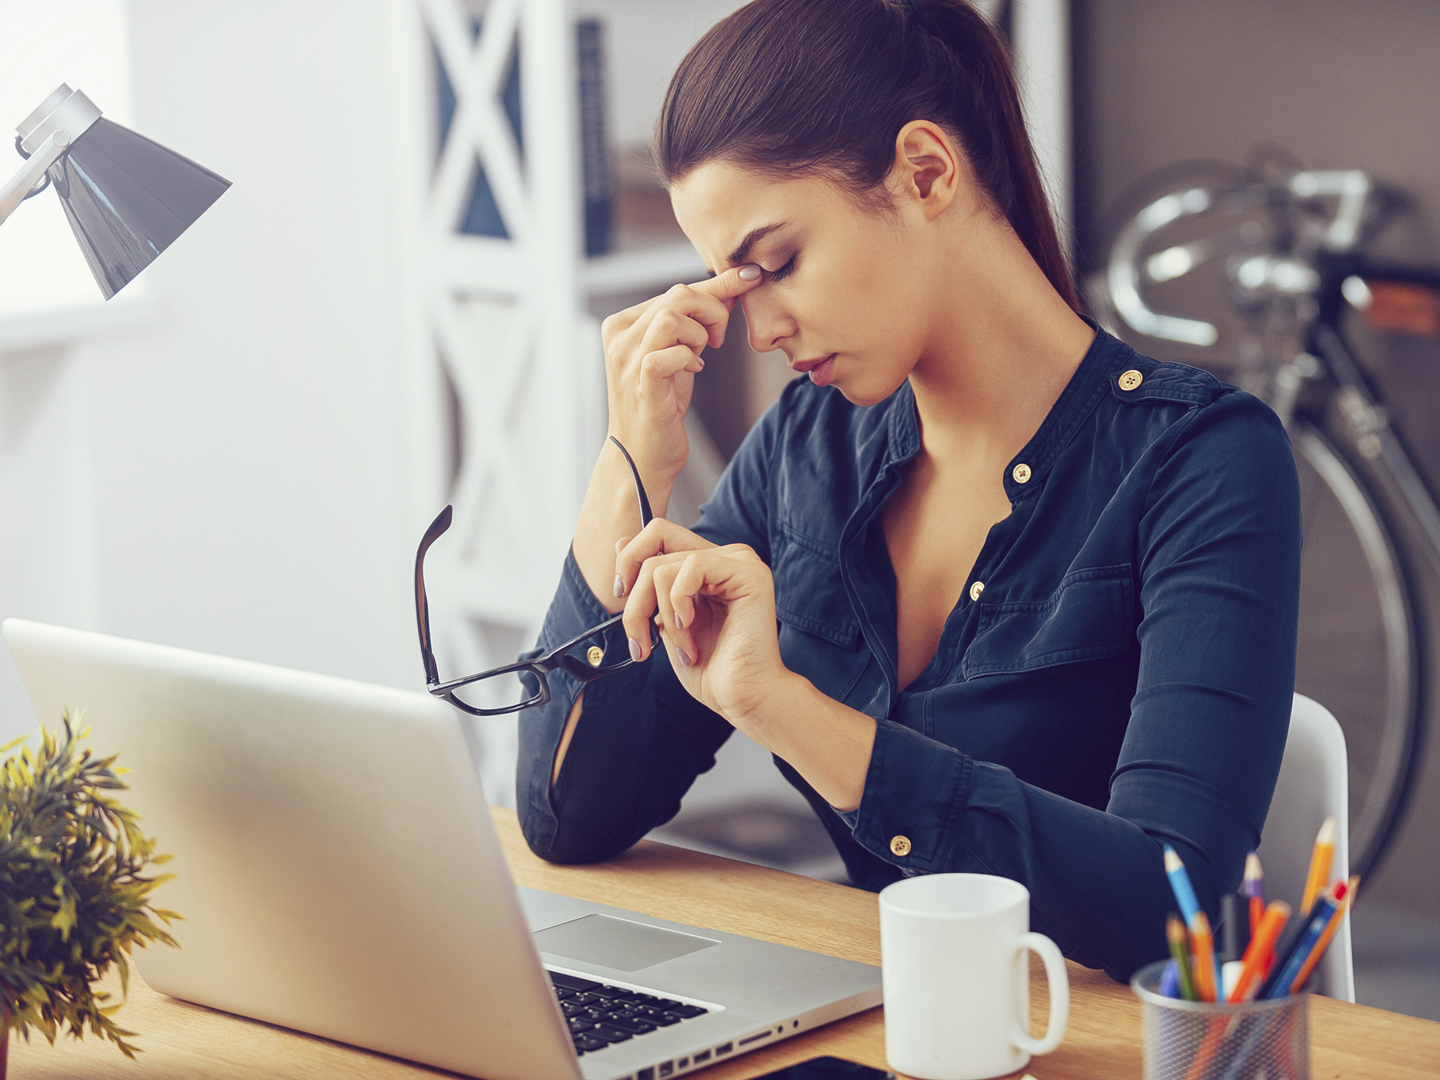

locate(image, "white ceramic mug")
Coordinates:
879 873 1069 1080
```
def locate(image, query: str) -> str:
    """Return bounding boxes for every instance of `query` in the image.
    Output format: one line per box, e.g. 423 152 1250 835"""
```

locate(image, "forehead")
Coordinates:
669 161 841 267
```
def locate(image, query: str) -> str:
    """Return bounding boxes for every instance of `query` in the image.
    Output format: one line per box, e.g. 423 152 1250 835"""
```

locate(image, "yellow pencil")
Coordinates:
1299 816 1337 917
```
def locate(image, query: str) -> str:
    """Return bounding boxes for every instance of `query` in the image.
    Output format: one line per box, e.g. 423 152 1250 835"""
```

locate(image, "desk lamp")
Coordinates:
0 84 230 298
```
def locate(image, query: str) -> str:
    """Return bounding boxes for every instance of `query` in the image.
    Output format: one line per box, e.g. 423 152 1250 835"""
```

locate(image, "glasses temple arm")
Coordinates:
415 505 453 686
608 435 654 527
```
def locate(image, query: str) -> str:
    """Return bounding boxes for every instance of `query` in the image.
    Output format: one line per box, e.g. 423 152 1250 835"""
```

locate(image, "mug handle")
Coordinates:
1011 931 1070 1056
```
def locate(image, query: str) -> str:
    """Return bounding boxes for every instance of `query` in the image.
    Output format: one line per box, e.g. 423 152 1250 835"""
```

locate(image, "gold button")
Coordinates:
1119 369 1144 391
1012 463 1032 484
969 581 985 602
586 645 605 667
890 835 912 857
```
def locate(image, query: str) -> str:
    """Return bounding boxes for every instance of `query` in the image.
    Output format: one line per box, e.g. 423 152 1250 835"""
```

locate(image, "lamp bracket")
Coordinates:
0 131 71 227
17 84 101 157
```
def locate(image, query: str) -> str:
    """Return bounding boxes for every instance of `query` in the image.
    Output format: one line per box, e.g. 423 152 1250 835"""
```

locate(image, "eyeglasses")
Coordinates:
414 436 657 716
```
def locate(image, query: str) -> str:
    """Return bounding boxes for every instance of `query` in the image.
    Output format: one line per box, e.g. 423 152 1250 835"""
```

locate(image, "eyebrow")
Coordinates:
726 222 790 269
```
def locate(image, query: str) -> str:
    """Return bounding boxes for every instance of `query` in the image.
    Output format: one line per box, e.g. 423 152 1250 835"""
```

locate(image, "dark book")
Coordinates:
576 18 613 256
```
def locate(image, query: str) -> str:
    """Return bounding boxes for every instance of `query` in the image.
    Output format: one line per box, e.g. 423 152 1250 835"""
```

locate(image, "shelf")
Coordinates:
583 241 706 296
0 292 162 354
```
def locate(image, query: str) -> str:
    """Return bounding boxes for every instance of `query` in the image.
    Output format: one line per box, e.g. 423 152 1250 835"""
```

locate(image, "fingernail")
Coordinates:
677 648 692 667
613 575 625 598
738 264 762 281
628 638 643 663
674 611 684 630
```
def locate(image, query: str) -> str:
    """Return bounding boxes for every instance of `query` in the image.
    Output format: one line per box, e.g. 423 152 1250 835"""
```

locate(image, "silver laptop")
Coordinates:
3 619 881 1080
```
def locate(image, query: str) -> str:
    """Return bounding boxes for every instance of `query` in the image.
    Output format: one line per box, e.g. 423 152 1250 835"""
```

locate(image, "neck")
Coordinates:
906 220 1094 464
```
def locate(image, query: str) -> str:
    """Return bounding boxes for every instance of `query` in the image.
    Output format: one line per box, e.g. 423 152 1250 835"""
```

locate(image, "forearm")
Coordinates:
573 448 676 614
733 672 876 812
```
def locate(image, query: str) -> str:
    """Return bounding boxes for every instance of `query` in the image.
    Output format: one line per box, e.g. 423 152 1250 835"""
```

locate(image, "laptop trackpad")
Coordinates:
534 914 720 973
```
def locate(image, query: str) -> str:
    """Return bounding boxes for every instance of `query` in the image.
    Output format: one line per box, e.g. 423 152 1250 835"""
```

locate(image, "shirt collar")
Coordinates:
877 320 1121 500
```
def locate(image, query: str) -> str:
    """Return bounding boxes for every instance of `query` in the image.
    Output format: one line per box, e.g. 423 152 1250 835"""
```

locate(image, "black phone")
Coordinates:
744 1057 895 1079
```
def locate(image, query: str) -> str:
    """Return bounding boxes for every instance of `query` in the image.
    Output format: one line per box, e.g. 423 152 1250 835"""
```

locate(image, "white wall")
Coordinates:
0 0 419 745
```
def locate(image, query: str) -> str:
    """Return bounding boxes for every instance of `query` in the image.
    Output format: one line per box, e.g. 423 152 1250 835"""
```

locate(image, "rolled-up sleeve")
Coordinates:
517 394 786 863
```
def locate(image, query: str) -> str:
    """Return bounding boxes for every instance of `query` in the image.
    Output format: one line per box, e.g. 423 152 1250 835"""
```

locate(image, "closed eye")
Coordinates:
764 255 798 282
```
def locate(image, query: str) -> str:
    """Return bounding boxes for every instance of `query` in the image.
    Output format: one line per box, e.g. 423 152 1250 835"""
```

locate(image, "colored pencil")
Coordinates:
1242 852 1264 939
1262 891 1339 998
1228 900 1291 1002
1158 958 1181 999
1163 845 1202 927
1287 875 1359 994
1191 910 1220 1002
1166 912 1198 1001
1299 816 1337 917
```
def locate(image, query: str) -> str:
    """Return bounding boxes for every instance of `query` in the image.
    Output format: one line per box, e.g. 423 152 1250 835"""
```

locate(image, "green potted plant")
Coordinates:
0 713 179 1075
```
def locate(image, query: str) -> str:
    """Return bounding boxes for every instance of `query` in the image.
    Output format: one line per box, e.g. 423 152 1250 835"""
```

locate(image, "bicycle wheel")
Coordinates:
1291 423 1423 876
1090 161 1426 877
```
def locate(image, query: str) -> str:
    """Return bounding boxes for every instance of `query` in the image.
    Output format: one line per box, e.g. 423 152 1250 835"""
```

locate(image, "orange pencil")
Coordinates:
1288 875 1359 994
1299 816 1337 917
1228 900 1291 1002
1190 910 1219 1002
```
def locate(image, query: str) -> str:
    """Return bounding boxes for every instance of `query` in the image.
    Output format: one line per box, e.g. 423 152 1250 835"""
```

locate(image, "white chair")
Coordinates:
1256 693 1354 1002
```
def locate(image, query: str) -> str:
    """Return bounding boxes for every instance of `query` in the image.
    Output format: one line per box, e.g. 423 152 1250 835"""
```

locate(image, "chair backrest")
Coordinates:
1256 693 1354 1002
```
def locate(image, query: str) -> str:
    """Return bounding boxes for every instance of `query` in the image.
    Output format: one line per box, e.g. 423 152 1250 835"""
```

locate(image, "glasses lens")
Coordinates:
448 667 544 713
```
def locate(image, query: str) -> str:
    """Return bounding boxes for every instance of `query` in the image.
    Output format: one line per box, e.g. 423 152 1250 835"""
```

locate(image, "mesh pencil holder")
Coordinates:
1130 960 1310 1080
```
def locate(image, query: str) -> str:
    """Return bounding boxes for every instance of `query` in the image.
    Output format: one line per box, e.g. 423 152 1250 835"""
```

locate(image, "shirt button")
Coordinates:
969 581 985 602
586 645 605 667
890 835 912 857
1012 463 1032 484
1118 369 1144 391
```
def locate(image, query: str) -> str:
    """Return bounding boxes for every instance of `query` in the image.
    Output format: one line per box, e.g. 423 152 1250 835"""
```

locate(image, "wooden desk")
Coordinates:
10 807 1439 1079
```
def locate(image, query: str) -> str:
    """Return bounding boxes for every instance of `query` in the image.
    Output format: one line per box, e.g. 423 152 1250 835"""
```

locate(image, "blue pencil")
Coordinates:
1163 845 1202 928
1158 958 1181 999
1261 893 1339 999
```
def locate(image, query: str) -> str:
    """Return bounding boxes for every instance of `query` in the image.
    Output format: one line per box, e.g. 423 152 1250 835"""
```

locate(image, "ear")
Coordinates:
890 120 963 220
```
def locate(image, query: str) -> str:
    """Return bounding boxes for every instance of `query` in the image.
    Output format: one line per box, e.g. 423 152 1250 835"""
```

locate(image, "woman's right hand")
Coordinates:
600 264 763 486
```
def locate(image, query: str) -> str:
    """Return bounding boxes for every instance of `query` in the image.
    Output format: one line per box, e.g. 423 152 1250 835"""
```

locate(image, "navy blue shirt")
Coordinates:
517 328 1301 981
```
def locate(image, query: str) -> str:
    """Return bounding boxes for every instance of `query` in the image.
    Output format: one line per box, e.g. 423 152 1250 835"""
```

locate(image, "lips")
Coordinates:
791 354 834 373
791 353 838 387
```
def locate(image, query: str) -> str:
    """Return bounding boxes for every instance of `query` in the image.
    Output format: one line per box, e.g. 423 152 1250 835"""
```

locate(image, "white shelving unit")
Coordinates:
388 0 722 803
388 0 1071 811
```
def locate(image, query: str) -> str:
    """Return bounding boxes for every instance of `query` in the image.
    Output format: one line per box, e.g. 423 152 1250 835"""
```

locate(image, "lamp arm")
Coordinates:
0 132 69 227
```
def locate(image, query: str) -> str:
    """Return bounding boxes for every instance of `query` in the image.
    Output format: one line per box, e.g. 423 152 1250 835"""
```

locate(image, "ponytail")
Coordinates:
656 0 1077 310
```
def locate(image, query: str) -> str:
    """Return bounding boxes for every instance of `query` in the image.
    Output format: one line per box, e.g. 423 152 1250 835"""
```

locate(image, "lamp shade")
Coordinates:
44 117 231 299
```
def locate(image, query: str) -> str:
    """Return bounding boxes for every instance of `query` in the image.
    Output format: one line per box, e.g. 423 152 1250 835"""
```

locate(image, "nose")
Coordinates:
740 292 795 355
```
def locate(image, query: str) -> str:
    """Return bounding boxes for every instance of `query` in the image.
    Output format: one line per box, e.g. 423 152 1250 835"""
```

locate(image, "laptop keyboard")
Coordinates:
548 971 709 1056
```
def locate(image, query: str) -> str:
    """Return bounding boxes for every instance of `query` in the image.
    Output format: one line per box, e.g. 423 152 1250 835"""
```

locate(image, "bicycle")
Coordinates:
1088 152 1440 878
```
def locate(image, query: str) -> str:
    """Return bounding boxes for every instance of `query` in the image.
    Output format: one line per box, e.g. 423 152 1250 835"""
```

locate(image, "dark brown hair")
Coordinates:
655 0 1077 309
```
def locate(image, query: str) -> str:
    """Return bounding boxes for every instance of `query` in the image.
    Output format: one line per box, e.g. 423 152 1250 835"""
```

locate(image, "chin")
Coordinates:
834 370 908 408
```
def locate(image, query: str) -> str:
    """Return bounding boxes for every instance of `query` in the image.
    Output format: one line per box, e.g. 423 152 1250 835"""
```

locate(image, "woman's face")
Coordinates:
669 161 938 407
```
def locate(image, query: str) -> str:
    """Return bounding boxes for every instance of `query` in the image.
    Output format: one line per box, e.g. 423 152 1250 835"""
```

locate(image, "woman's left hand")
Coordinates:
616 519 786 729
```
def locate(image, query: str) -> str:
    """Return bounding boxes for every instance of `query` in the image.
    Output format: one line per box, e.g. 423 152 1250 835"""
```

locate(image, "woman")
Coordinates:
517 0 1300 981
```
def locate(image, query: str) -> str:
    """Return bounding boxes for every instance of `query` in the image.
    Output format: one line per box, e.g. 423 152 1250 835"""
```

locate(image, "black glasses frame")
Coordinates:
415 436 656 716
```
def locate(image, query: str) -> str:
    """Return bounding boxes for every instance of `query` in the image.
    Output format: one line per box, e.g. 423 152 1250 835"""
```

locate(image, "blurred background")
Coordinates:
0 0 1435 1020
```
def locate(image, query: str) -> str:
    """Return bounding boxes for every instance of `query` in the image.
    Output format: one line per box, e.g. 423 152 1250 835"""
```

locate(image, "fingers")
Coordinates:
620 543 764 664
650 562 691 667
638 345 705 394
615 520 715 597
640 305 711 355
692 264 765 305
612 269 763 353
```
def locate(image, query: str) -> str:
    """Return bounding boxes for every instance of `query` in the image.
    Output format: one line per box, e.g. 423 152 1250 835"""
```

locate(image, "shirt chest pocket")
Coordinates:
772 529 869 701
962 564 1137 678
